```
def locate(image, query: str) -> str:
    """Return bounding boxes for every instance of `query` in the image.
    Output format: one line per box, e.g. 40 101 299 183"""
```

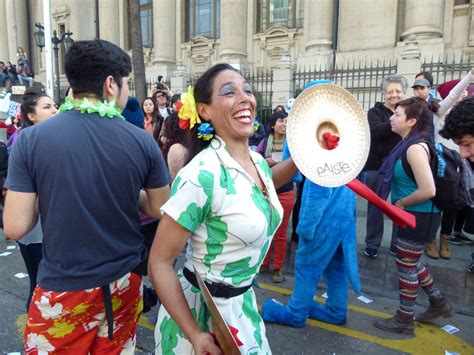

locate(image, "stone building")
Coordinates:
1 0 474 106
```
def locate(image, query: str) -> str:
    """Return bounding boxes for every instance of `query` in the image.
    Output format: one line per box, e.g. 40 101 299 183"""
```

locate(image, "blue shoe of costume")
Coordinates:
309 301 346 325
261 299 307 328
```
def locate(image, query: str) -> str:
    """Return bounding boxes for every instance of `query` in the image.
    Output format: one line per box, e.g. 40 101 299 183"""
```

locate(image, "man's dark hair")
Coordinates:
0 61 4 66
415 71 434 87
440 96 474 140
65 40 132 99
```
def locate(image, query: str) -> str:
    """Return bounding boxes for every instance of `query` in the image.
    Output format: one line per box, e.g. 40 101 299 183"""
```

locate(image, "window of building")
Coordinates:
140 0 153 47
257 0 303 33
454 0 469 5
185 0 220 41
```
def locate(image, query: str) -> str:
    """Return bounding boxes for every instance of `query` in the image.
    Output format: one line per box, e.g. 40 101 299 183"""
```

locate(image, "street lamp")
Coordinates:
34 23 74 103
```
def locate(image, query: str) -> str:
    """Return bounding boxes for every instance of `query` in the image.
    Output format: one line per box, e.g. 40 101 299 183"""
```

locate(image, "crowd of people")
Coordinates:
0 47 35 89
1 38 473 353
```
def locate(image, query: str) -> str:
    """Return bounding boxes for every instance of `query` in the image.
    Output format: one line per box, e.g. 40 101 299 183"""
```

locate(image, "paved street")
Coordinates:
1 235 473 354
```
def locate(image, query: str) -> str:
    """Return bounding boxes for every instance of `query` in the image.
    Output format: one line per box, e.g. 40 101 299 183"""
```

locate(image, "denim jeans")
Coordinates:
364 170 397 251
18 75 33 87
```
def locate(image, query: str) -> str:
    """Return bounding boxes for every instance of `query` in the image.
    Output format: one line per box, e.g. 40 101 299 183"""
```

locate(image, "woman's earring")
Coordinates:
197 122 214 141
253 119 260 132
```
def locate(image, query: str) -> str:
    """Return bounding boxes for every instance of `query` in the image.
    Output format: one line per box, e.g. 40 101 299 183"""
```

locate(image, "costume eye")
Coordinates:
243 84 253 94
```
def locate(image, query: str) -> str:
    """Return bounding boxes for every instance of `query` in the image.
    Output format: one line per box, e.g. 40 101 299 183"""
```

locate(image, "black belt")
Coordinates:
183 267 251 299
101 285 114 340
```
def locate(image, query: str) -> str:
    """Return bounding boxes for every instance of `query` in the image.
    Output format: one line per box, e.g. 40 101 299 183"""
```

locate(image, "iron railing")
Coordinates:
293 59 398 111
422 55 473 86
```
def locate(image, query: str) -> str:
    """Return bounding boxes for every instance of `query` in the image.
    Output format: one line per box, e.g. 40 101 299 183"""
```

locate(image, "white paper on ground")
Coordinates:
357 295 373 304
6 352 22 355
6 245 16 250
321 292 328 299
441 325 459 334
14 272 29 278
0 252 12 256
445 351 460 355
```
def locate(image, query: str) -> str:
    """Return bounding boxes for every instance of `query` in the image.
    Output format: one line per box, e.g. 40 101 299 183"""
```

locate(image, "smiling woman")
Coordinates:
148 63 297 354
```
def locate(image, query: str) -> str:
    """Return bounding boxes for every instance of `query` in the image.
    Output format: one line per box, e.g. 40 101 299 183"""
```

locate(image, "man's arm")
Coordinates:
138 185 170 219
3 190 38 240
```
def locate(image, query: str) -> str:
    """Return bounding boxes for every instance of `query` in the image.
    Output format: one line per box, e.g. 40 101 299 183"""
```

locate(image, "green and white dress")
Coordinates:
155 136 283 355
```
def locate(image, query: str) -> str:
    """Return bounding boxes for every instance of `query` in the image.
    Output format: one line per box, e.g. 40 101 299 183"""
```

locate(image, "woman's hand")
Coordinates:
395 199 405 209
191 332 222 355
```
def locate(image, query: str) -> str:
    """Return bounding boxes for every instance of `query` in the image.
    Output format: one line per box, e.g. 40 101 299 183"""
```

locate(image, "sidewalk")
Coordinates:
283 196 474 316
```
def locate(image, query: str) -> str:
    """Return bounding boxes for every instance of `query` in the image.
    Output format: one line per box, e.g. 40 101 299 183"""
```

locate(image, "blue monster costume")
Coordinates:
261 81 361 327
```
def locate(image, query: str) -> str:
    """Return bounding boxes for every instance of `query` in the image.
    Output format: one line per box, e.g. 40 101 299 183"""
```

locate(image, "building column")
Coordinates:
6 0 29 64
0 0 9 61
153 0 176 64
219 0 248 68
151 0 176 80
299 0 333 69
99 0 120 45
401 0 443 40
304 0 333 52
171 0 189 94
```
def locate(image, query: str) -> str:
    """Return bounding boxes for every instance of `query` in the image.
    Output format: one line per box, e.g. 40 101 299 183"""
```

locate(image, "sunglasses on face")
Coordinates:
155 93 168 99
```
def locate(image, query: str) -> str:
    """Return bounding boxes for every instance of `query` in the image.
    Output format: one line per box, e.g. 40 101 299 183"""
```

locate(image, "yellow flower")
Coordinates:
178 85 201 129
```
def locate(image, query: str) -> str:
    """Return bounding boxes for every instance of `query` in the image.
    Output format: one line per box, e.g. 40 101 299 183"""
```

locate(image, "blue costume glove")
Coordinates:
282 139 302 182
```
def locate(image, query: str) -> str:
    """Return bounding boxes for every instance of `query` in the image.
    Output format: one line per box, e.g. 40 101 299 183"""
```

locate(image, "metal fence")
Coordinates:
422 55 473 86
293 60 398 111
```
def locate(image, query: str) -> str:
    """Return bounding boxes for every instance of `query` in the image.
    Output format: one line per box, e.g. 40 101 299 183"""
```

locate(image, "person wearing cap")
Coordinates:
415 71 439 102
364 75 408 258
413 69 474 259
412 78 431 101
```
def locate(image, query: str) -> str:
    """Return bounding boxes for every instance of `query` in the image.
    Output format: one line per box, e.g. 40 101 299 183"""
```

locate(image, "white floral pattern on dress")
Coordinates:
26 333 55 352
35 294 63 320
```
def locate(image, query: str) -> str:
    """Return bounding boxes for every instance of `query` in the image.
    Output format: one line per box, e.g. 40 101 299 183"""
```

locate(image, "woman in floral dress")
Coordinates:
149 63 297 355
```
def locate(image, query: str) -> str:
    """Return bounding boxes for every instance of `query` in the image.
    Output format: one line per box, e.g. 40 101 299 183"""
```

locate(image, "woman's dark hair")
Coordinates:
395 97 432 135
20 89 49 127
267 111 288 136
161 112 191 162
415 71 434 87
142 97 164 140
65 40 132 100
170 93 181 106
273 105 286 113
186 63 243 160
141 97 159 118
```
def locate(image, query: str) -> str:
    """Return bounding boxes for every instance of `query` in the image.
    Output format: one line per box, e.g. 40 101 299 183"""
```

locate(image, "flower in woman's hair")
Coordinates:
197 122 214 141
175 101 183 112
178 85 201 130
253 119 260 132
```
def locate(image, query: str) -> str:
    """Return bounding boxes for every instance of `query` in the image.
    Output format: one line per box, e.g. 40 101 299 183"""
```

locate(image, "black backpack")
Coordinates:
0 141 7 172
401 141 471 211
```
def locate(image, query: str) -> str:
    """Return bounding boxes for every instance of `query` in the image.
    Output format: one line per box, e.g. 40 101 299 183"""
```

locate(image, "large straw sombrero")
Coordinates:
287 84 370 187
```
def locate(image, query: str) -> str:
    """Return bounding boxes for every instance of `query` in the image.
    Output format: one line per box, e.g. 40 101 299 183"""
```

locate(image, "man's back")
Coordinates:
7 110 169 291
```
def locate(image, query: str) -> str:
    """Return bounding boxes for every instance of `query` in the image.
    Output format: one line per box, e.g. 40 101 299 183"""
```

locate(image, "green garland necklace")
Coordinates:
59 97 124 119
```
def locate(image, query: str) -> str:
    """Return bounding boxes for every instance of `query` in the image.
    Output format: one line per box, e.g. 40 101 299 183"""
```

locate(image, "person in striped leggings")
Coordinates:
374 97 453 334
